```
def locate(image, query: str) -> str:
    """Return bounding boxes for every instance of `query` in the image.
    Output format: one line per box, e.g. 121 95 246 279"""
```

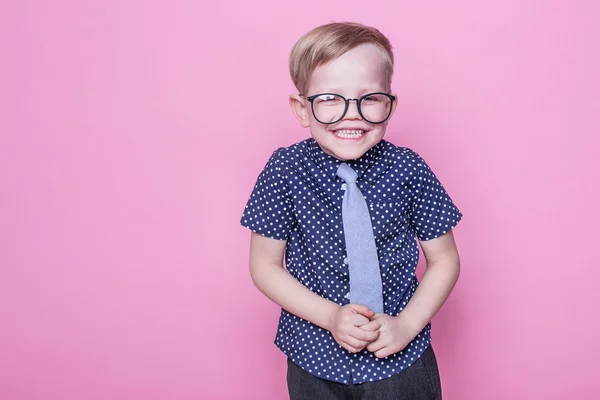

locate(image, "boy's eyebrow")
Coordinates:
310 87 342 94
310 87 388 96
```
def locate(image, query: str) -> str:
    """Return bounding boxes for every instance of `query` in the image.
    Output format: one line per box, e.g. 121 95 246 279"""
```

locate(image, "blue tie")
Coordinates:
337 163 383 313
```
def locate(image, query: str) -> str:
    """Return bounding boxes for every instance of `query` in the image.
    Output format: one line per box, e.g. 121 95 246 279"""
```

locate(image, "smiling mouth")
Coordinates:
332 129 365 139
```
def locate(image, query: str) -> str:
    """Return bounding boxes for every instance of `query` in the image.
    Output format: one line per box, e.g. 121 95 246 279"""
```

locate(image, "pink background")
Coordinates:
1 1 599 399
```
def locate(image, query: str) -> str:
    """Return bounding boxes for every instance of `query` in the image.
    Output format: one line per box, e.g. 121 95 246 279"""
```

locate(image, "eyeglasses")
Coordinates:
300 92 396 125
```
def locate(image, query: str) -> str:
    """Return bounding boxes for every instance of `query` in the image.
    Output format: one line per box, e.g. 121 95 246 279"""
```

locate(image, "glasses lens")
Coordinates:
360 94 392 124
311 94 346 124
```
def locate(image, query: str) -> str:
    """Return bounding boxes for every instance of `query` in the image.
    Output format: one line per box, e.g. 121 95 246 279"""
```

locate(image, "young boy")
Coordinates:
240 22 462 400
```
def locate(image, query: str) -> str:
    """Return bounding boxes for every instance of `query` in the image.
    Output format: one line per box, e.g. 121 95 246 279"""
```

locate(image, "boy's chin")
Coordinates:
333 150 367 161
322 145 371 161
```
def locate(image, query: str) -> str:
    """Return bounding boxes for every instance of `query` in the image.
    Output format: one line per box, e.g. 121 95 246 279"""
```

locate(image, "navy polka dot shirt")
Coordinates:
240 138 462 384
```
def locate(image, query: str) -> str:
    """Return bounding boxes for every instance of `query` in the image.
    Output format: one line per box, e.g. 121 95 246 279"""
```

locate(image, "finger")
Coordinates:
366 337 386 353
359 319 382 331
343 335 369 350
348 326 379 342
349 304 375 318
341 342 363 354
374 348 392 359
348 313 370 327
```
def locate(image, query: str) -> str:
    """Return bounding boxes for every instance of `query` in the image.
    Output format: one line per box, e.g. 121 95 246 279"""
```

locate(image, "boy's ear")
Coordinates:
289 94 311 128
389 93 399 119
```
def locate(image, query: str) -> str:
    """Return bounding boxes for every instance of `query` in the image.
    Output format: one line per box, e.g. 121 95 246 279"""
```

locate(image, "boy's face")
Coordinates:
290 43 397 161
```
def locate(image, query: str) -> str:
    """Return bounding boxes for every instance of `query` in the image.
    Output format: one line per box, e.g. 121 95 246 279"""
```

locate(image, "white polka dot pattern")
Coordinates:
240 139 462 384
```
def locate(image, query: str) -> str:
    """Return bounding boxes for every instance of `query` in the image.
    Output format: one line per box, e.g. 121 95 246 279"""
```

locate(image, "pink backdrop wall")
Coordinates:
2 1 599 399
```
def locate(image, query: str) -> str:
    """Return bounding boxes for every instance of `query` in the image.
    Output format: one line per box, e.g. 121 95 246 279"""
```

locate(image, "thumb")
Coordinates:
360 318 382 331
349 304 375 318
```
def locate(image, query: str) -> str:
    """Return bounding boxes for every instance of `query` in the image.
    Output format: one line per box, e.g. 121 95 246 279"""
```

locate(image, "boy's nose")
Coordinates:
344 100 362 120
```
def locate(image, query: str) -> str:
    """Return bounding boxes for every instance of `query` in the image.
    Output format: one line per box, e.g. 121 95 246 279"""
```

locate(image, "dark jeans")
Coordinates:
287 345 442 400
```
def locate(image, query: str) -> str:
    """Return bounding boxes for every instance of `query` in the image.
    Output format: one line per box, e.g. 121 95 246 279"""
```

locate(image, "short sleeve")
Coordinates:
240 150 295 240
409 152 462 241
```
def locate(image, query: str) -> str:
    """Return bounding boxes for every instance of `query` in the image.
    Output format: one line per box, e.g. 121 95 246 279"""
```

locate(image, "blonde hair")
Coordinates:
289 22 394 95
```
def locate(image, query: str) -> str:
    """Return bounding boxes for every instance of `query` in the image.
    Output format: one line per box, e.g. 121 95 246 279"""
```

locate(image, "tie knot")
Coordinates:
337 163 358 184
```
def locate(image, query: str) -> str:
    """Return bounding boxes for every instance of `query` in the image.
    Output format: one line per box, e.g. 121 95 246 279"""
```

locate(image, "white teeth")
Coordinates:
334 129 365 139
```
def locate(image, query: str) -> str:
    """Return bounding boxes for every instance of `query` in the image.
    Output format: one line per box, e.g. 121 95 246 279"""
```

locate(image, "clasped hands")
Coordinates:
328 304 415 359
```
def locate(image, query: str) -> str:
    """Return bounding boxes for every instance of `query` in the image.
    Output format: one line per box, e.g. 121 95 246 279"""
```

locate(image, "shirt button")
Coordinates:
341 183 348 190
345 293 351 299
343 257 349 265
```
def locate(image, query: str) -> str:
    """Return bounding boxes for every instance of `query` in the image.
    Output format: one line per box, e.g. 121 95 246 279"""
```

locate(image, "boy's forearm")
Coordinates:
250 262 340 331
251 257 459 336
398 256 460 336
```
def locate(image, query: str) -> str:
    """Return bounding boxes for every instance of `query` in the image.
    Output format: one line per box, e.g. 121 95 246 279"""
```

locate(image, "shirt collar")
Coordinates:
307 138 386 181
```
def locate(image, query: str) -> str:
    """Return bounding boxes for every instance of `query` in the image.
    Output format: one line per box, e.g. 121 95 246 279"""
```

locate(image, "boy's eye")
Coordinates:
315 94 340 103
363 96 382 103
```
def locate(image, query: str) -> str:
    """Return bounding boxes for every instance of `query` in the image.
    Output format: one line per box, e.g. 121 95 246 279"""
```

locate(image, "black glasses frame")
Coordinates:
301 92 396 125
